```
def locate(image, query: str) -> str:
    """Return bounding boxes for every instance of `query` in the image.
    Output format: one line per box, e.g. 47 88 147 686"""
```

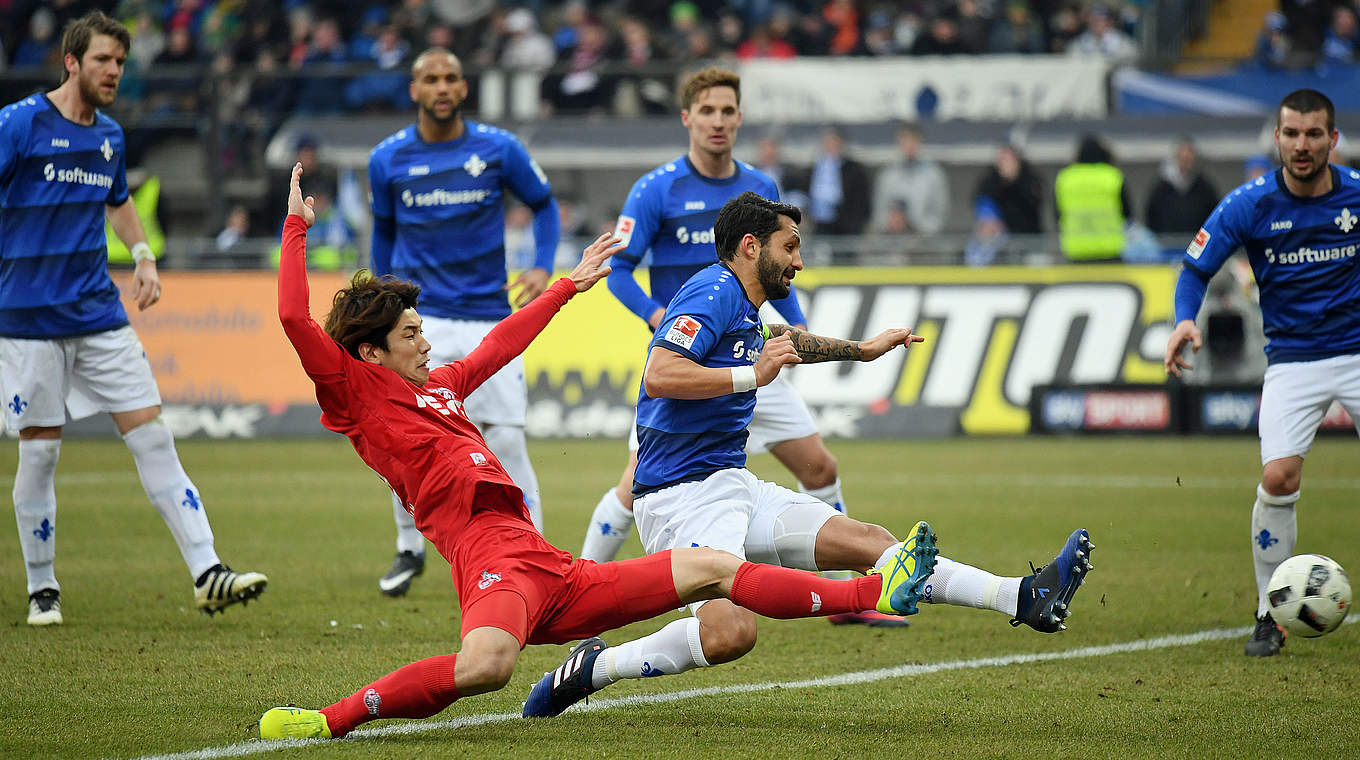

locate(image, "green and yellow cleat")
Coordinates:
258 707 332 740
872 521 938 616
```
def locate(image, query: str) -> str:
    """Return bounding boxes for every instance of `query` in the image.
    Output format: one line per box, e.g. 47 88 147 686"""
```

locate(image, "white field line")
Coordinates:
120 615 1358 760
14 470 1360 490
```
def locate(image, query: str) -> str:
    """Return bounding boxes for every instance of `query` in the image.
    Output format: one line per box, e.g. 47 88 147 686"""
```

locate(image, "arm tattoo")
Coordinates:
766 324 862 363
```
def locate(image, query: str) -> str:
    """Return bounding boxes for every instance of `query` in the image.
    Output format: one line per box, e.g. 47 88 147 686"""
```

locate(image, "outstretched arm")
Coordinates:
765 324 923 363
444 234 622 395
277 163 346 377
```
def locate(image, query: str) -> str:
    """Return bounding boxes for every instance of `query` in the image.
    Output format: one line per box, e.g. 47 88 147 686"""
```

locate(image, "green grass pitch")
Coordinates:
1 436 1357 759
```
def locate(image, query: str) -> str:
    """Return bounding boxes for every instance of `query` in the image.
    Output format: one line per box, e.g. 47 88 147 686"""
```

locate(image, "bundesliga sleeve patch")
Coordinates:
664 316 702 350
1187 227 1210 259
614 215 636 247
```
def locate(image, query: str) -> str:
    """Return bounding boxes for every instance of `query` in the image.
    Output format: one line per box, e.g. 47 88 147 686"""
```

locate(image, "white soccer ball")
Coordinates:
1267 554 1352 638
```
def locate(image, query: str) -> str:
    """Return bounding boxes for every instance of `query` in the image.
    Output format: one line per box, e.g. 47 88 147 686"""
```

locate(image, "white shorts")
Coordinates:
629 374 819 454
421 316 527 427
1258 353 1360 464
0 326 161 432
635 467 839 571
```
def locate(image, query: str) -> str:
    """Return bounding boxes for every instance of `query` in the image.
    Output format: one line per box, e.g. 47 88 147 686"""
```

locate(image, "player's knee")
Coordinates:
455 652 517 693
698 609 758 663
1261 461 1301 496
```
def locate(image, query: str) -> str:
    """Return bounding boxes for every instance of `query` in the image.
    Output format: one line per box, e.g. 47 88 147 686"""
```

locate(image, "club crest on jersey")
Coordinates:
665 316 702 350
1335 208 1356 233
100 138 112 162
464 153 486 177
1187 227 1209 259
614 215 636 246
470 452 487 466
478 570 502 589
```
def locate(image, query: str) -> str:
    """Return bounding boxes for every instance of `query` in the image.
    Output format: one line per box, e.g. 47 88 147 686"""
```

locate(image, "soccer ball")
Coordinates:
1266 554 1352 638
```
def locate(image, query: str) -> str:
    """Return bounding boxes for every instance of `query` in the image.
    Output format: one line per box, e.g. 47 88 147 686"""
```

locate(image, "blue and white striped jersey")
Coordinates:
0 94 131 339
609 155 806 326
634 263 765 496
1176 166 1360 364
368 120 554 321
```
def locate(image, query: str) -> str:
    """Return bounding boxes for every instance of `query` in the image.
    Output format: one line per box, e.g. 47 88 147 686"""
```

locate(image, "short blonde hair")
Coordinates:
679 66 740 110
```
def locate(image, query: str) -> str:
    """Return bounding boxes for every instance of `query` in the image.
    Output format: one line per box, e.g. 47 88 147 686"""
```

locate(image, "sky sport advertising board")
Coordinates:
70 265 1186 440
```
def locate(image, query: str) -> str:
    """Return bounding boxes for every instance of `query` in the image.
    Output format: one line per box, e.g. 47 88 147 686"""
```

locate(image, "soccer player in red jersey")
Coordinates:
258 164 939 740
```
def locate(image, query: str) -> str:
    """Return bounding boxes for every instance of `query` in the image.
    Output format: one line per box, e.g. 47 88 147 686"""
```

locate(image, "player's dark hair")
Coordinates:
679 66 740 110
714 191 801 262
1278 89 1335 132
324 271 422 359
60 11 130 83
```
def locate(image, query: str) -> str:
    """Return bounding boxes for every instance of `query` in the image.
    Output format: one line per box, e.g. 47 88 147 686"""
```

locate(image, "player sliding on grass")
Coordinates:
258 164 941 740
523 192 1096 719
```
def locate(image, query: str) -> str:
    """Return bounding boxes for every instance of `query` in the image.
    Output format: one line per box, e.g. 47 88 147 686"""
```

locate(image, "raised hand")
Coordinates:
755 332 801 386
859 328 925 361
288 162 315 228
569 233 623 293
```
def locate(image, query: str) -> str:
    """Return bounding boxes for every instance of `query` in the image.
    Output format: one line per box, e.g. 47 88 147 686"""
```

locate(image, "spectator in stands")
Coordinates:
790 8 833 55
911 11 968 55
822 0 861 55
1252 11 1292 70
1281 0 1331 58
615 16 672 115
798 125 871 261
12 8 59 68
737 21 798 59
1145 136 1220 238
547 20 613 113
216 205 251 253
1068 5 1137 63
964 197 1010 267
1047 6 1083 53
754 133 804 205
552 0 588 54
1054 134 1130 261
127 11 166 70
872 123 949 236
956 0 993 54
716 10 747 54
990 0 1045 54
501 8 556 72
974 142 1044 235
1321 6 1359 64
346 24 411 111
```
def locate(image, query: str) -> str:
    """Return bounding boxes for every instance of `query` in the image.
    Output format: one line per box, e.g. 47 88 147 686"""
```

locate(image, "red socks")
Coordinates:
729 562 881 618
320 654 460 737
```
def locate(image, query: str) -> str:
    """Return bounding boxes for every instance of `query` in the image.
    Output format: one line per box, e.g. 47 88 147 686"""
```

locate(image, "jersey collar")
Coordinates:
684 155 742 185
1275 165 1340 204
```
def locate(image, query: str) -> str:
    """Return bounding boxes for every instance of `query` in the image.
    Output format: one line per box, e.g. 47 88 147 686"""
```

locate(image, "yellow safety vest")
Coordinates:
106 176 165 263
1054 163 1125 261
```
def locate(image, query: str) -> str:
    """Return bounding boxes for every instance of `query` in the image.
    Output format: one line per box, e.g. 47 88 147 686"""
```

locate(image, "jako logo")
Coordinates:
1270 220 1292 231
42 163 114 188
676 226 715 245
401 188 489 208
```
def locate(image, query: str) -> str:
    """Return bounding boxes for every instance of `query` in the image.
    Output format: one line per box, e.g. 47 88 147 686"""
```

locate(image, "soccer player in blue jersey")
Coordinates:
0 11 266 626
366 47 561 596
1165 88 1360 657
577 67 883 622
523 192 1095 718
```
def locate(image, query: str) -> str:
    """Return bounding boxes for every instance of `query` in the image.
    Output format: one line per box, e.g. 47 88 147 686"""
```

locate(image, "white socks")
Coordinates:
13 438 61 595
392 493 425 555
123 417 219 579
799 477 846 514
580 488 633 562
921 556 1022 616
1252 484 1298 618
592 617 708 688
482 424 542 531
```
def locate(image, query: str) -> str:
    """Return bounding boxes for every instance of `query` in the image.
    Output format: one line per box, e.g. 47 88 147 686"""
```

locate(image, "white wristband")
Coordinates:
731 365 758 393
130 242 154 263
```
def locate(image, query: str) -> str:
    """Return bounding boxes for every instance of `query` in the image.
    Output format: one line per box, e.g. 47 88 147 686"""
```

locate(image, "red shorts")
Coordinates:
422 484 682 647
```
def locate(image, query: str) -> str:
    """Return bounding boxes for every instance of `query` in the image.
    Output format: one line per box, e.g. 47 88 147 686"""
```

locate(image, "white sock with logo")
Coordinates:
1252 484 1298 618
14 438 61 595
592 617 707 688
123 417 219 579
922 556 1021 616
799 477 846 514
392 494 424 555
482 424 542 531
580 489 634 562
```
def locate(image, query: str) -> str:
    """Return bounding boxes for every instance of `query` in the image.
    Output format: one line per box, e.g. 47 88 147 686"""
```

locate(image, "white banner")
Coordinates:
738 55 1110 123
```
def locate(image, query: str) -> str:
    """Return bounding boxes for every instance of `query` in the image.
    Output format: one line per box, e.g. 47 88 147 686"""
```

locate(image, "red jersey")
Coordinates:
277 214 576 537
